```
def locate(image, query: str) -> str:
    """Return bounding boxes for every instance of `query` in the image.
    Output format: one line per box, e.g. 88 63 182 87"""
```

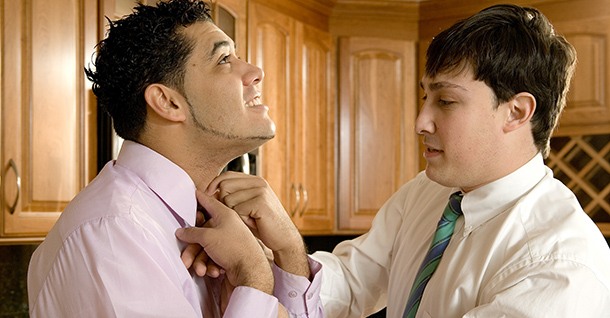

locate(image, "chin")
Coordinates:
424 168 457 188
241 134 274 150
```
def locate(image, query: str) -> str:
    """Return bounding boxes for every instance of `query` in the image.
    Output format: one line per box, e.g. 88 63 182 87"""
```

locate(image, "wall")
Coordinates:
0 245 36 317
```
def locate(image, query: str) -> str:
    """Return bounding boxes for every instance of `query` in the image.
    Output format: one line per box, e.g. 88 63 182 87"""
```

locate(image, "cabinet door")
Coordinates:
338 37 418 231
249 2 335 233
552 16 610 135
292 22 335 232
212 0 247 57
1 0 97 242
249 1 297 215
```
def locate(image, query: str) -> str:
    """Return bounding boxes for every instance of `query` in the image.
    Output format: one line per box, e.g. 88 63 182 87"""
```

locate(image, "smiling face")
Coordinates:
416 68 511 192
180 22 275 148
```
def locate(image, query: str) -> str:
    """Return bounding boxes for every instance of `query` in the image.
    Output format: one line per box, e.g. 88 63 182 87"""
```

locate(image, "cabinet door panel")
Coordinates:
293 22 335 232
31 0 79 204
250 2 335 233
338 37 418 231
1 0 97 241
212 0 247 57
249 2 296 213
552 17 610 134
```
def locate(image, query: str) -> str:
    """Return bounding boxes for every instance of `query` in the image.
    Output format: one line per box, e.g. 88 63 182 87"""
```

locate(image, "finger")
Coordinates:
195 210 206 227
181 243 203 268
204 258 223 278
175 226 209 245
195 190 234 223
192 250 210 277
219 176 267 201
211 173 266 202
206 171 246 195
237 212 258 230
222 187 265 212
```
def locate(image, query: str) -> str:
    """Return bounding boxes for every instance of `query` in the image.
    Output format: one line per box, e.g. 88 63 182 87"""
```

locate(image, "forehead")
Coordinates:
421 68 476 89
182 21 234 56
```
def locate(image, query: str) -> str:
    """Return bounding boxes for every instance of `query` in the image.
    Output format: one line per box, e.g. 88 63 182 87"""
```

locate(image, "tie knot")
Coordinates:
444 191 463 222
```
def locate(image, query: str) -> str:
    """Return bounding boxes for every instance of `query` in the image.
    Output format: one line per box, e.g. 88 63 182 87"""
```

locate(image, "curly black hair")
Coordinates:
85 0 212 141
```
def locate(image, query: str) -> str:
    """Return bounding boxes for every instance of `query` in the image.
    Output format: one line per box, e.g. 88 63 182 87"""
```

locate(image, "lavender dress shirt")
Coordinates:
28 141 323 317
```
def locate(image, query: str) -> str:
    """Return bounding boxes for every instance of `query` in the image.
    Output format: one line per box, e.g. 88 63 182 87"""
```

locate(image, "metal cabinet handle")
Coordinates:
299 184 308 216
290 183 300 217
4 159 21 214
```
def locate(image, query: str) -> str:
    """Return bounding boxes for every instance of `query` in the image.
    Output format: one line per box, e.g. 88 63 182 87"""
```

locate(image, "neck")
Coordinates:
460 148 538 193
138 136 246 192
138 113 269 190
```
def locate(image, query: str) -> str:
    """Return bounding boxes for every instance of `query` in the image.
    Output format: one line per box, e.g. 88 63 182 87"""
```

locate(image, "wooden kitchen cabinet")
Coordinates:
547 5 610 136
210 0 247 56
337 36 419 231
0 0 98 243
249 1 335 233
292 21 336 233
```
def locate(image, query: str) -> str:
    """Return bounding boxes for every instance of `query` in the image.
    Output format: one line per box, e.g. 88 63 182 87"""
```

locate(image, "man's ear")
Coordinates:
504 92 536 133
144 83 187 122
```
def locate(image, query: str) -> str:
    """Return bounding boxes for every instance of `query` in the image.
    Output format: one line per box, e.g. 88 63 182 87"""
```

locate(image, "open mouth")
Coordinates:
244 96 262 107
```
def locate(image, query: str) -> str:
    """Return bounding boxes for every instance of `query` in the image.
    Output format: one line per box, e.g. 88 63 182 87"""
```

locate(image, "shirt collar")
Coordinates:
460 153 547 233
115 140 197 227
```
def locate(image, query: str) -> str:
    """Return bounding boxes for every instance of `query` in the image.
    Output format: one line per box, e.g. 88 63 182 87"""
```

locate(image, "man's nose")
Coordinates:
244 63 264 86
414 103 435 135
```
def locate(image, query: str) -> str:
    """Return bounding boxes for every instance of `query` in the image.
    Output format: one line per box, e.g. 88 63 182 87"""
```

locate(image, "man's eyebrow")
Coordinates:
208 40 232 61
420 80 468 92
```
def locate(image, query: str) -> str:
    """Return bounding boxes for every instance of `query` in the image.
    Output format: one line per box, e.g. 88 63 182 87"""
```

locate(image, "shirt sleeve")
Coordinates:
464 259 610 317
223 286 279 317
273 256 324 318
309 184 413 318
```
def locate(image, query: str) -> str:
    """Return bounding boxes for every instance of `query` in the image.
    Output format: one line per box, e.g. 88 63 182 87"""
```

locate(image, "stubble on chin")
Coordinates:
190 108 274 142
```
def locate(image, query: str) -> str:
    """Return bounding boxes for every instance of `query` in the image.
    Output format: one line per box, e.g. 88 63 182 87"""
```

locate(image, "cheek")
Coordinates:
444 126 486 162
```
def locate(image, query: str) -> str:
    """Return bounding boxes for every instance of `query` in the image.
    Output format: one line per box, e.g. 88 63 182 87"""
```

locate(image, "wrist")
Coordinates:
231 259 274 295
273 244 310 279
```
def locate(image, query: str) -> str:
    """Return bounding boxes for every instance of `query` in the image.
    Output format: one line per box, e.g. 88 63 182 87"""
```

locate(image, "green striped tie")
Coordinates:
403 192 463 318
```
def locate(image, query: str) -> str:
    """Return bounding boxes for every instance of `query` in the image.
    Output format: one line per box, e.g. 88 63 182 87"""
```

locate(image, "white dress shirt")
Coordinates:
28 141 323 318
312 154 610 317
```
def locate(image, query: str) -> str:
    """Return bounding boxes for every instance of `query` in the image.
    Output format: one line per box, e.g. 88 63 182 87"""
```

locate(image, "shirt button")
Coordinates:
307 293 313 300
288 291 298 298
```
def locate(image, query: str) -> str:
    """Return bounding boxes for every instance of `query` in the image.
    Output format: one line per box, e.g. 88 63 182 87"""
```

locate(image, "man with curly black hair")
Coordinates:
27 1 323 317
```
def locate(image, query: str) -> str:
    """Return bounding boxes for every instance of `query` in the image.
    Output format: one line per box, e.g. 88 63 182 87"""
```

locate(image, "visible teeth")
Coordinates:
245 97 262 107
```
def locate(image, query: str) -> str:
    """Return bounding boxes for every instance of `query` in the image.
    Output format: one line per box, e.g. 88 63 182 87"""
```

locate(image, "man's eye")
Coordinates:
219 55 230 64
438 99 454 106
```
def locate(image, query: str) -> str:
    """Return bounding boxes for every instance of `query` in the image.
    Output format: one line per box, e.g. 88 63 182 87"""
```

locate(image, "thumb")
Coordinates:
175 226 208 245
196 190 232 221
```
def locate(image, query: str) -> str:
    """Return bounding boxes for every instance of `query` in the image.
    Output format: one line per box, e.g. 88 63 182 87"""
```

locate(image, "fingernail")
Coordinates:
175 228 185 236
